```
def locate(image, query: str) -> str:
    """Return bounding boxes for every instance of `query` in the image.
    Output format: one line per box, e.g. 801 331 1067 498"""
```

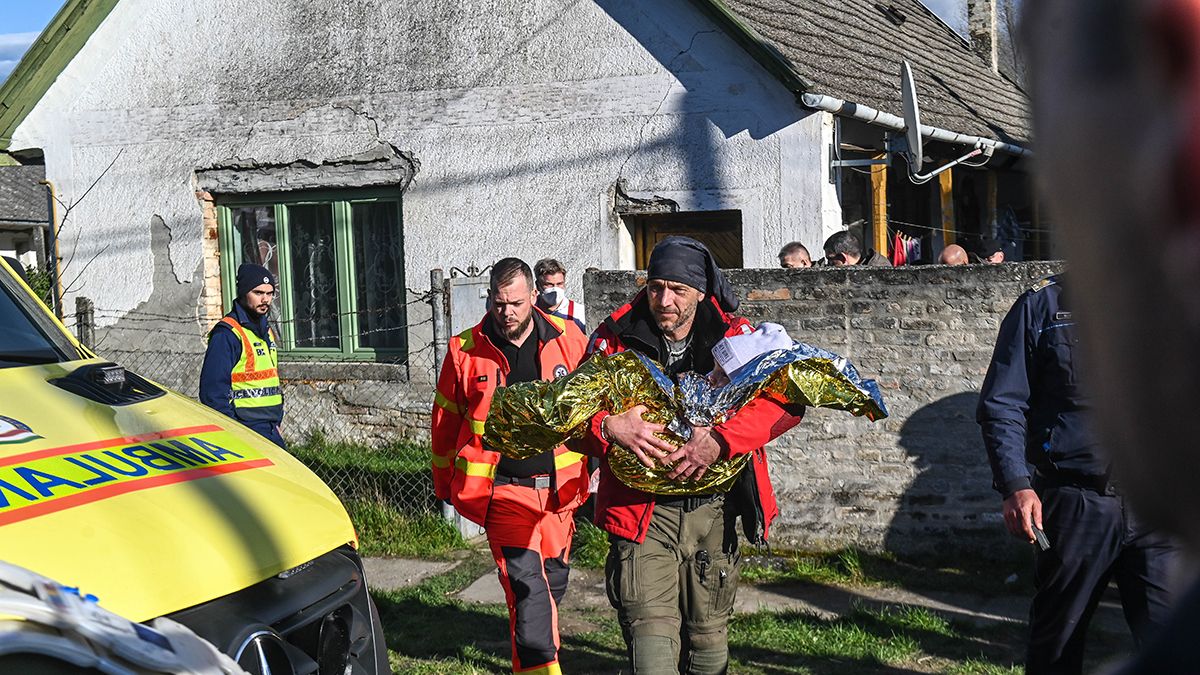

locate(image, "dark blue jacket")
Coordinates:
977 275 1101 496
199 302 274 421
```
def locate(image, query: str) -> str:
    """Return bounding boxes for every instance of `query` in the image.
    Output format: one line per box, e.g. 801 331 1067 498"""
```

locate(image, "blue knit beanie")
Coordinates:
236 263 276 298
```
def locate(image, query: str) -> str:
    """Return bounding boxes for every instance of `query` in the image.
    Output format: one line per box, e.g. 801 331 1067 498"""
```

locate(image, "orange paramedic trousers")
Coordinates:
486 482 575 674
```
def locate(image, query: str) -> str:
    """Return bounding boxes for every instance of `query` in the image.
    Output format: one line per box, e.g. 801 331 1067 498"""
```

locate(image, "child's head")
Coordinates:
709 322 793 386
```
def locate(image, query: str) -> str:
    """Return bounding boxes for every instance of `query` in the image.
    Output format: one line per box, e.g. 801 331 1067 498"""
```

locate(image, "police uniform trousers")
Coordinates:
243 421 285 449
485 481 574 675
605 495 741 675
1028 482 1178 674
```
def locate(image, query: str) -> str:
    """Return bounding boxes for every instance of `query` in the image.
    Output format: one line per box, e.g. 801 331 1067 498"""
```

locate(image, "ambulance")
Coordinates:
0 261 389 674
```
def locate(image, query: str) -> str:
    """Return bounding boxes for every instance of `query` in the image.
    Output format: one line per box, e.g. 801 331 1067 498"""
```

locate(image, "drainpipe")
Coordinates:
37 179 63 319
800 92 1031 158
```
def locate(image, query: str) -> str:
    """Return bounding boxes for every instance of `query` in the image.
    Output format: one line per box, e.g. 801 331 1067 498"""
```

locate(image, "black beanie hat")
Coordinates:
236 263 276 298
646 236 739 312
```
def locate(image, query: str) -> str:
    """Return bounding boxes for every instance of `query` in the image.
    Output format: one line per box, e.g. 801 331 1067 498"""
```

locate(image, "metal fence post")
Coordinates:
430 269 458 525
430 268 447 372
75 296 94 349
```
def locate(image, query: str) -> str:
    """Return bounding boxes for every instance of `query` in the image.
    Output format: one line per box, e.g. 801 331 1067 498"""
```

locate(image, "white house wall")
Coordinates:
10 0 840 325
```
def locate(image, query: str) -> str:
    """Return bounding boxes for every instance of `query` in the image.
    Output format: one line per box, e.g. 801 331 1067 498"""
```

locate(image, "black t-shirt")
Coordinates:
484 318 555 479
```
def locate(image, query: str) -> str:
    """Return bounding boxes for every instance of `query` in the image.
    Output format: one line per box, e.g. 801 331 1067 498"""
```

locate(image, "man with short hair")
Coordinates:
580 236 804 674
778 241 812 268
534 257 585 333
199 263 286 448
823 231 892 267
938 244 969 266
431 257 589 675
973 238 1005 264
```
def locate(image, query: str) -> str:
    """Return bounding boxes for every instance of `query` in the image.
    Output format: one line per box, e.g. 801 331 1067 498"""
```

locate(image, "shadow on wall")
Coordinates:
885 391 1014 558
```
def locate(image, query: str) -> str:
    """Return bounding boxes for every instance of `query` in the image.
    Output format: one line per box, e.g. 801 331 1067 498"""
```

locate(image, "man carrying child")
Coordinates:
575 236 805 675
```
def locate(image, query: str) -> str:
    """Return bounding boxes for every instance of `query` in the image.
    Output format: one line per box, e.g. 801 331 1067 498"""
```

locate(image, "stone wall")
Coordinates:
583 261 1065 555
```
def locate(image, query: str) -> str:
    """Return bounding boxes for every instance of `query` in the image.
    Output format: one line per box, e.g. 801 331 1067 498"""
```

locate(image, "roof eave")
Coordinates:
0 0 120 151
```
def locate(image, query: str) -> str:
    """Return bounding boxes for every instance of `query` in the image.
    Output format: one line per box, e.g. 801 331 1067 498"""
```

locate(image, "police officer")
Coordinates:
200 263 285 448
977 274 1177 674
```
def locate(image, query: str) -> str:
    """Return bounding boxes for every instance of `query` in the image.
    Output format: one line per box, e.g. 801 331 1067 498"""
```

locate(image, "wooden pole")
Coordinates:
870 155 888 255
940 169 955 247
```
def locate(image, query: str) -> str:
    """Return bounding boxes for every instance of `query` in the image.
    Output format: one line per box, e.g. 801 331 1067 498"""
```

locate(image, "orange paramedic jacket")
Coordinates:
431 307 590 526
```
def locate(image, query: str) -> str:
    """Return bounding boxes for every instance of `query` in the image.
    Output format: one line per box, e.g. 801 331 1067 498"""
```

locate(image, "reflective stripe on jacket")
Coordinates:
431 307 590 527
216 315 283 424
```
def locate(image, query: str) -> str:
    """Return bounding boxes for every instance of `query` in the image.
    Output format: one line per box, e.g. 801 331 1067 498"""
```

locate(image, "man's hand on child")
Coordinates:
665 426 721 481
604 405 676 468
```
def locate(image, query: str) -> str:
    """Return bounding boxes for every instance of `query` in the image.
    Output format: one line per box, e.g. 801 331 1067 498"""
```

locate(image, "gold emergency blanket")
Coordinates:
483 345 888 496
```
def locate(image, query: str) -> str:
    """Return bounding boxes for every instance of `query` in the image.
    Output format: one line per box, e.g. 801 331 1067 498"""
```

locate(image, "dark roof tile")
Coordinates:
717 0 1031 144
0 165 48 224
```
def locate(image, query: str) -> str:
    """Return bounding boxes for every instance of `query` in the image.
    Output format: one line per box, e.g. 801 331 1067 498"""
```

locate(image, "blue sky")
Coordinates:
0 2 67 83
0 1 969 86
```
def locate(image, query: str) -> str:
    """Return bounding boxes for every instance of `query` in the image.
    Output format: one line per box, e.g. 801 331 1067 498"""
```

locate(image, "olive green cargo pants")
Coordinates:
605 497 742 675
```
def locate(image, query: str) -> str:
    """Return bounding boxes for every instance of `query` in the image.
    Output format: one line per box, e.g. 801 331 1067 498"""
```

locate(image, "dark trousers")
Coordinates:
1028 485 1178 674
245 421 286 449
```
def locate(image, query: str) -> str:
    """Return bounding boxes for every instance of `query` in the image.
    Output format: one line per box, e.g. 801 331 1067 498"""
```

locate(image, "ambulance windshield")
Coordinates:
0 270 78 367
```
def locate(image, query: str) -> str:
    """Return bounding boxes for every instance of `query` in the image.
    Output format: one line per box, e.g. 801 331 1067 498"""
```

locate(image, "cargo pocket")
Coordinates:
709 548 742 617
606 539 638 609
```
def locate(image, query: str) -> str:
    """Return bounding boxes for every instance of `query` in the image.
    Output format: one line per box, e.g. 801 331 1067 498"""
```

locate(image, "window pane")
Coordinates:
352 201 405 350
287 204 340 349
230 206 282 317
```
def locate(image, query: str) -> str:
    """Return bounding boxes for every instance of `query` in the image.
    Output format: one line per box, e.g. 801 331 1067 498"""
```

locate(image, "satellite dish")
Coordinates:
900 60 923 171
896 60 989 184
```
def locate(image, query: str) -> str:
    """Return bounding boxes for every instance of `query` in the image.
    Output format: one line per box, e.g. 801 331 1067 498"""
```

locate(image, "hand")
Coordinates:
603 405 677 468
665 426 722 481
1002 489 1043 543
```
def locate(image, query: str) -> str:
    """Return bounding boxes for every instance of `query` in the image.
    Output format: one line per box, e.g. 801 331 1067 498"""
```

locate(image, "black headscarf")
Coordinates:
646 236 739 312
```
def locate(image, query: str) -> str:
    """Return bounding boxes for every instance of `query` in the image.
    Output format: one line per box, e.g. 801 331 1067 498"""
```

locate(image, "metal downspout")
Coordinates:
800 92 1032 158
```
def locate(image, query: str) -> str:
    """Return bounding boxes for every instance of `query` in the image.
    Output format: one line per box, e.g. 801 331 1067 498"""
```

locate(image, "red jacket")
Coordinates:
579 291 804 544
431 308 590 526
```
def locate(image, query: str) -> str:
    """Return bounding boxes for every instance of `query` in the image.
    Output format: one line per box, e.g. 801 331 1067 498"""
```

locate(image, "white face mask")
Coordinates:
539 286 566 308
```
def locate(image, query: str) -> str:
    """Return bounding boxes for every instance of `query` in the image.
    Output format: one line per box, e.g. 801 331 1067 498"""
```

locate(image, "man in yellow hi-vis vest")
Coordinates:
200 263 286 448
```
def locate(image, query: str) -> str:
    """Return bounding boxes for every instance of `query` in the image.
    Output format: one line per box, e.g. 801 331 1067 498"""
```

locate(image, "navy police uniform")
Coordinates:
977 275 1177 674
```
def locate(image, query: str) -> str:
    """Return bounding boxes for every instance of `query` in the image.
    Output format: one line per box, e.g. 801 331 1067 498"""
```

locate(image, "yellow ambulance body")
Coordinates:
0 262 387 673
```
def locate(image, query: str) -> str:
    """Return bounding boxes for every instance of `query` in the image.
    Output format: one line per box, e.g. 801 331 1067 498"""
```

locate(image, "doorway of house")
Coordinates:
624 210 743 269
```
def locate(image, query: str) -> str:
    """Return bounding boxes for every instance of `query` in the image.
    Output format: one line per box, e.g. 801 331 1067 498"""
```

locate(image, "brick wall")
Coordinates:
583 261 1065 555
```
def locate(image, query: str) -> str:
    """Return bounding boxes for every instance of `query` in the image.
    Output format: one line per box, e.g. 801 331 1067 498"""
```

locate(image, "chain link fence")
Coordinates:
62 270 466 523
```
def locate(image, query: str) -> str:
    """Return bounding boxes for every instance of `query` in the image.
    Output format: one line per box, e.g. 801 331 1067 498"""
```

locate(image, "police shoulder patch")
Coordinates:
1029 277 1057 293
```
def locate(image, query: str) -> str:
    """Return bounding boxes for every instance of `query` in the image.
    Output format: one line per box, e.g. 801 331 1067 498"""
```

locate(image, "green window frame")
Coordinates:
216 188 408 362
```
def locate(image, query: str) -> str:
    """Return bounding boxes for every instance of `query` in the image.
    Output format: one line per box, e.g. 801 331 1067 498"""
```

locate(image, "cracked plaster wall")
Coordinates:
10 0 843 439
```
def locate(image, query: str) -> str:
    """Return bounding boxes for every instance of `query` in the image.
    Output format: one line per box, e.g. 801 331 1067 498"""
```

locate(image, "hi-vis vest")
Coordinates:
215 316 283 424
430 308 589 527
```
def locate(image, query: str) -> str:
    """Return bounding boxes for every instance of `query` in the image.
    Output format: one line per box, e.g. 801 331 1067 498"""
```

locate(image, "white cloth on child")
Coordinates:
711 322 792 378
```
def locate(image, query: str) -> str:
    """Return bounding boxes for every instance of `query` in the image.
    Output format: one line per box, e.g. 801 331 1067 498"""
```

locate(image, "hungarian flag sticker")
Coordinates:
0 417 40 446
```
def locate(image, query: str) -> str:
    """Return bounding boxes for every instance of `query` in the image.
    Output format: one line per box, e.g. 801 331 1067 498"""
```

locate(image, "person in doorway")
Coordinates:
578 236 804 674
431 258 589 675
534 258 586 333
822 231 891 267
938 244 969 266
199 263 286 448
777 241 812 268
